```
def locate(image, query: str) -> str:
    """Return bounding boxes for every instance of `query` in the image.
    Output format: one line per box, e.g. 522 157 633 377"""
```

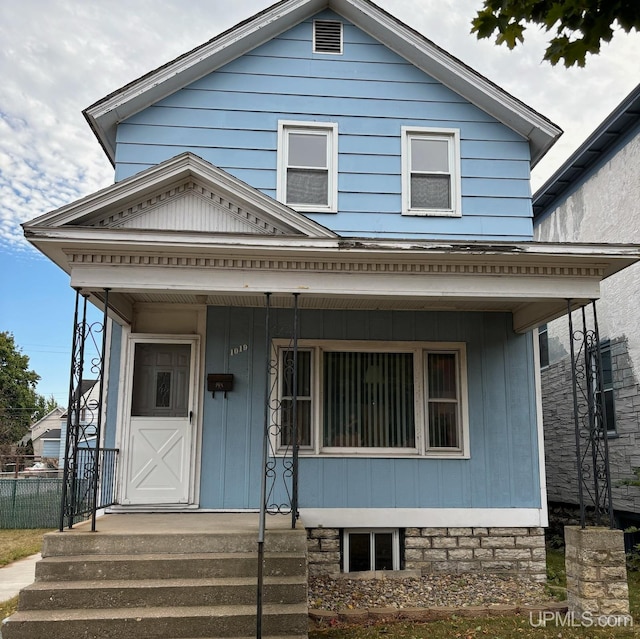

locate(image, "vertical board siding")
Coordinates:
104 322 122 451
115 10 533 242
200 307 540 510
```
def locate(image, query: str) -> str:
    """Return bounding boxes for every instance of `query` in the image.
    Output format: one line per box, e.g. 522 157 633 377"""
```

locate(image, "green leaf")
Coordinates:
496 23 526 48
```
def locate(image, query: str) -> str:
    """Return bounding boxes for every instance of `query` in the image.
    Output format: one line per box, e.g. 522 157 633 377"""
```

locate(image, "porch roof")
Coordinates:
22 225 640 334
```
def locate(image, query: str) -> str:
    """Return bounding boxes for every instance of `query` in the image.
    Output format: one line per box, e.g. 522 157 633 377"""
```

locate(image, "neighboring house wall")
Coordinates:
30 408 64 457
59 382 100 462
115 10 532 242
535 114 640 518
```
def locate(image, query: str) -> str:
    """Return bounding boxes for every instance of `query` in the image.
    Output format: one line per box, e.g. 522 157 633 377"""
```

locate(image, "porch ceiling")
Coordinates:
96 290 592 335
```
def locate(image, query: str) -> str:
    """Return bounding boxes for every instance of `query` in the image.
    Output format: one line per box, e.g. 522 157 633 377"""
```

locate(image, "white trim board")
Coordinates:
299 507 546 528
533 327 549 528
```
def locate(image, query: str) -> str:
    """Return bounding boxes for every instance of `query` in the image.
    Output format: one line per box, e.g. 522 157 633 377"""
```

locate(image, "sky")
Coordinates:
0 0 639 407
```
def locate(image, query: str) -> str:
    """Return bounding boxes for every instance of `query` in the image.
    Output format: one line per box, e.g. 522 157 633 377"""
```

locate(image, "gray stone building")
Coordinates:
534 84 640 527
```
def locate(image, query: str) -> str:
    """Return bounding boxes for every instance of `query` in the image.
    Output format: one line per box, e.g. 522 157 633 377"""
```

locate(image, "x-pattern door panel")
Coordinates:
124 340 195 505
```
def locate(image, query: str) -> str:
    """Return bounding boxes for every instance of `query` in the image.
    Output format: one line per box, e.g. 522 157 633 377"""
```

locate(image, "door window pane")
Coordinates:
131 343 190 417
155 372 171 408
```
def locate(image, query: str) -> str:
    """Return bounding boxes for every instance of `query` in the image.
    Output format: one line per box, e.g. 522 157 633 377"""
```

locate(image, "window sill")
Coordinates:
275 450 469 459
402 209 461 218
289 205 337 213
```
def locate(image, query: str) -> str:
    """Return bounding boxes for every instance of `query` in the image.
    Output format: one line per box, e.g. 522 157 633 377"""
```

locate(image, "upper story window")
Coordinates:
277 121 338 213
538 324 549 368
591 341 616 436
274 340 469 458
313 20 343 54
401 127 461 217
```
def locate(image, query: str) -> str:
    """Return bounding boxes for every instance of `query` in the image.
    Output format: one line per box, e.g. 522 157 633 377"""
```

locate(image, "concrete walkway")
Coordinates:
0 554 39 603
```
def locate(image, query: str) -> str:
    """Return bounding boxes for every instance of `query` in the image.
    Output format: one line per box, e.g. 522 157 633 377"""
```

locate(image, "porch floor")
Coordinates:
58 512 299 536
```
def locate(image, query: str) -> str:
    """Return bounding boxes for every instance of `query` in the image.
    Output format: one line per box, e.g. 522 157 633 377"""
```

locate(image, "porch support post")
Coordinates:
590 300 614 528
59 289 83 531
567 298 587 528
567 298 615 529
257 292 271 639
581 305 601 523
90 288 110 532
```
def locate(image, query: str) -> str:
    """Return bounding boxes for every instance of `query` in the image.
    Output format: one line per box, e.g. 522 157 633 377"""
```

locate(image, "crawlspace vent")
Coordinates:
314 20 343 54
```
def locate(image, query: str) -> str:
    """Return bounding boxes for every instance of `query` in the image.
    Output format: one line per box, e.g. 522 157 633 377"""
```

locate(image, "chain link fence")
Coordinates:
0 478 64 529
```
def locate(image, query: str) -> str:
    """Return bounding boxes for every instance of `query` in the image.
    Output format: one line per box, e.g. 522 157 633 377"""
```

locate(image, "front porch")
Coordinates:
3 512 308 639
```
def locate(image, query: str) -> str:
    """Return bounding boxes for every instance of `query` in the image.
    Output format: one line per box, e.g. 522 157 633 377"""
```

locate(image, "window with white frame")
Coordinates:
538 324 549 368
402 127 461 217
343 529 400 572
277 121 338 212
589 341 616 436
274 340 469 457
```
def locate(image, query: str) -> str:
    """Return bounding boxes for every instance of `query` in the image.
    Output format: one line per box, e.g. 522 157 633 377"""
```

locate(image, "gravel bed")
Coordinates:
309 573 548 610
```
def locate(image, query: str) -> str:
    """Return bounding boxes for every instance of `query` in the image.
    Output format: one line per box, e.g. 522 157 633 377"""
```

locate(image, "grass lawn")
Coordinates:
0 529 51 622
309 616 639 638
0 597 18 624
0 528 51 567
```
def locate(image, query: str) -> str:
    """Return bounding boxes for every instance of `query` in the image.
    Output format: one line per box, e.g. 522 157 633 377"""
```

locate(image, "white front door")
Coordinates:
122 338 197 505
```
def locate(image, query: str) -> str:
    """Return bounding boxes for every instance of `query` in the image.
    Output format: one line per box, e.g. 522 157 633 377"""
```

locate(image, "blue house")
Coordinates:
23 0 637 581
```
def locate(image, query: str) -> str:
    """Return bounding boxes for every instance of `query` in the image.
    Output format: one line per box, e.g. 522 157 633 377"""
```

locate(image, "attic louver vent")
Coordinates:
314 20 343 54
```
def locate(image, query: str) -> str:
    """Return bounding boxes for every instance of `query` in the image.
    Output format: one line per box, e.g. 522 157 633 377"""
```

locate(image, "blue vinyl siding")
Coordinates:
104 322 122 451
200 307 541 510
115 10 533 242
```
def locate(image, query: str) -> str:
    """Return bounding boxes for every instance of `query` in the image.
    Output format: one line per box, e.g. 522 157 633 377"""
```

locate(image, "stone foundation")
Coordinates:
307 528 341 576
565 526 630 616
405 527 546 582
306 526 546 581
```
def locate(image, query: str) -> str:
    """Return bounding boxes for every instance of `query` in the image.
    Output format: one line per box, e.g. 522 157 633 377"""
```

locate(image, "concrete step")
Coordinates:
42 529 307 557
35 552 306 581
19 576 306 610
2 603 309 639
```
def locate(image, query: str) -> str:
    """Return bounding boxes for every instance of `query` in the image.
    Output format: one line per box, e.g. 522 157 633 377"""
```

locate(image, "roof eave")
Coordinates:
533 83 640 220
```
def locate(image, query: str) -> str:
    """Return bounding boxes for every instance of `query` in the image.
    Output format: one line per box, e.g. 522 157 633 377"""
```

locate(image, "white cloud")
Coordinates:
0 0 638 252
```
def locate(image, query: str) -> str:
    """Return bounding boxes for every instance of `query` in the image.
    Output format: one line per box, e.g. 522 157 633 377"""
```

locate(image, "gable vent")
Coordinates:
314 20 343 54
